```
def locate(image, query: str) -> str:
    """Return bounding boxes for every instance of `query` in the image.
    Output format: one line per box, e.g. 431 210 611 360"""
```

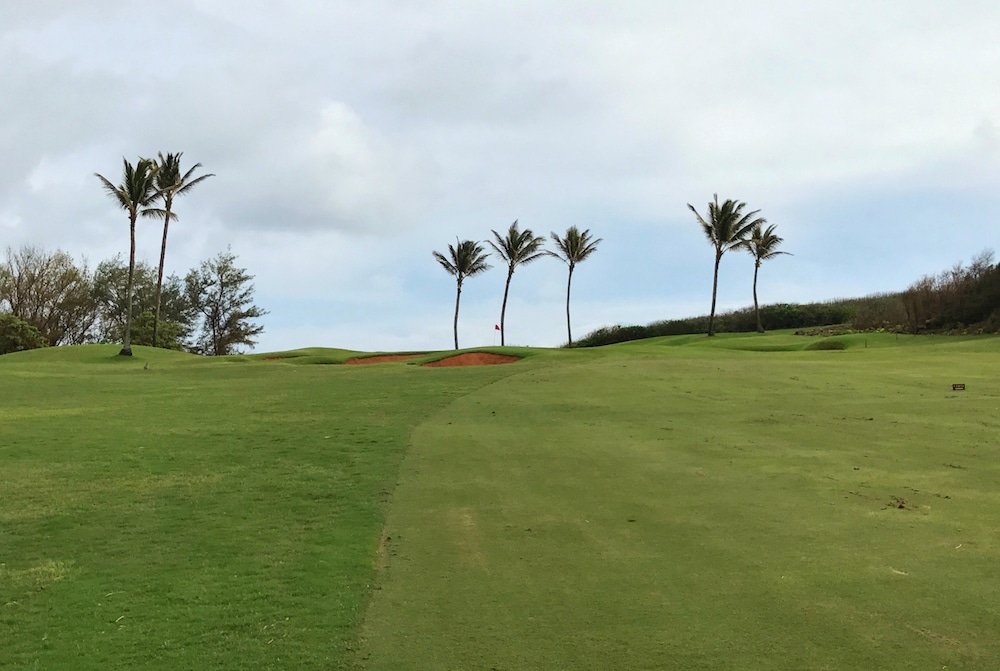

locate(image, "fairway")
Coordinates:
3 336 1000 669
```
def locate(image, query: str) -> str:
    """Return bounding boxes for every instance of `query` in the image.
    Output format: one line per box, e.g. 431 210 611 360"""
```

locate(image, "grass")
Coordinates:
3 336 1000 669
1 345 520 670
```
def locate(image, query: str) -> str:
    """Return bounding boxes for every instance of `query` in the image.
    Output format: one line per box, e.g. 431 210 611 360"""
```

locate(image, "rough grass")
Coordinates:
4 337 1000 669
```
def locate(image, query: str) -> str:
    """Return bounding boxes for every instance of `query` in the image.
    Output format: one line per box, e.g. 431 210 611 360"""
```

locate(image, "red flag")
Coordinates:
494 324 500 330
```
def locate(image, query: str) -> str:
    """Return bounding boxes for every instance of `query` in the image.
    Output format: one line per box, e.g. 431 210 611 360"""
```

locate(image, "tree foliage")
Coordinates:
900 250 1000 333
0 312 49 355
0 245 97 345
185 250 267 355
92 256 192 348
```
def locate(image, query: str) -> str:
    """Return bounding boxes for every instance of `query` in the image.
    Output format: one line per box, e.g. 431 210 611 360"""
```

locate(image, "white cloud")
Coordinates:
3 1 1000 352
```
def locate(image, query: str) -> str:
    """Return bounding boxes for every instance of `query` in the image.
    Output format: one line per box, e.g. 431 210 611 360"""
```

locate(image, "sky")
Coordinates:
2 1 999 352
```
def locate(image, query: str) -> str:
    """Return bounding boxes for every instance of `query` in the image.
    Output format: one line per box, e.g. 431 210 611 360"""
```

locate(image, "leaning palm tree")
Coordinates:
742 222 790 333
687 194 765 336
487 220 546 346
95 158 164 356
433 239 491 349
152 152 214 348
547 226 602 346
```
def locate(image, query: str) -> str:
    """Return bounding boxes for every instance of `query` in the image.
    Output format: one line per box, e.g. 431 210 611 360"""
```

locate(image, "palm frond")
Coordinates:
141 207 169 220
155 152 214 199
488 220 546 270
689 194 761 253
432 250 458 276
745 222 791 265
95 157 159 215
548 226 602 269
94 173 128 209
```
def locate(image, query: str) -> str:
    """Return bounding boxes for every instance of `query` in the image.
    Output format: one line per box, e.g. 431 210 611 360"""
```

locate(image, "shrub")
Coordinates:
0 313 49 355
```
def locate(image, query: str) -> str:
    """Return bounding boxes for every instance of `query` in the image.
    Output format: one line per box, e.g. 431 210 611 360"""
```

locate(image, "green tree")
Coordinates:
0 245 97 345
688 194 765 336
185 249 267 355
95 157 164 355
152 152 214 348
741 222 790 333
92 256 192 348
487 220 546 346
547 226 601 346
131 310 187 351
0 313 48 355
433 239 491 349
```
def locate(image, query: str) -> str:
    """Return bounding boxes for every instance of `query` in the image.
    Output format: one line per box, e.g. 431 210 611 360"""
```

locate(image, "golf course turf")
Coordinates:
2 334 998 669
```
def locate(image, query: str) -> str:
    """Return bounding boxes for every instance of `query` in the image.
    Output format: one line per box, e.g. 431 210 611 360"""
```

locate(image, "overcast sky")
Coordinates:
3 1 998 352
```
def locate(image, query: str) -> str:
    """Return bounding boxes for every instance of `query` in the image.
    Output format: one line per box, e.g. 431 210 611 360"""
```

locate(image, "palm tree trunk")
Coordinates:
753 262 763 333
708 251 721 337
499 268 513 347
453 281 462 350
565 265 574 345
120 216 136 356
153 203 172 348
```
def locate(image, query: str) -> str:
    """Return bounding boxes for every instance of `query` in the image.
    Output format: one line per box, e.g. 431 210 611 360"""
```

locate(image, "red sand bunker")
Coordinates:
345 354 419 364
422 353 520 367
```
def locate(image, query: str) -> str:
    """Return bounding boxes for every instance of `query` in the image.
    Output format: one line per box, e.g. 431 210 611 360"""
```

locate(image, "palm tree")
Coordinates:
152 152 214 348
433 239 491 350
742 222 790 333
487 220 546 346
547 226 602 346
95 158 164 356
687 194 765 336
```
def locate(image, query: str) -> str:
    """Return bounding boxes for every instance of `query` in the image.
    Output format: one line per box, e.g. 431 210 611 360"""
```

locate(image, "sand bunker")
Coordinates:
422 353 520 367
345 354 420 364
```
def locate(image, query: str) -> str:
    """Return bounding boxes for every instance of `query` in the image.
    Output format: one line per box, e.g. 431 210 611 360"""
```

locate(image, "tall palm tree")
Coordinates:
742 222 790 333
547 226 602 346
687 194 765 336
433 239 491 349
95 158 163 356
487 220 546 346
152 152 214 348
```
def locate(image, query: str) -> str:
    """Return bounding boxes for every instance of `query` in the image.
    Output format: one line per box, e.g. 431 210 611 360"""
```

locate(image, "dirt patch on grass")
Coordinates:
345 354 419 364
423 353 520 367
263 357 286 361
446 507 487 569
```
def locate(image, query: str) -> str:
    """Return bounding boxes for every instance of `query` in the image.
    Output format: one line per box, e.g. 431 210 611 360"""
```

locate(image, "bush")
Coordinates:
851 293 907 332
900 251 1000 333
0 313 49 355
573 299 862 348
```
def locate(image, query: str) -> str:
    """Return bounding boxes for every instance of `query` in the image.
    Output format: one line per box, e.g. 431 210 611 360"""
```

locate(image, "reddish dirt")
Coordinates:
345 354 420 364
422 353 521 367
263 357 286 361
